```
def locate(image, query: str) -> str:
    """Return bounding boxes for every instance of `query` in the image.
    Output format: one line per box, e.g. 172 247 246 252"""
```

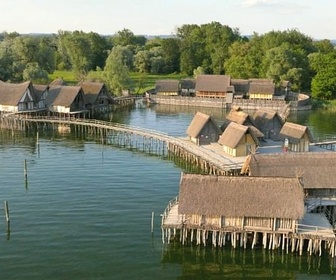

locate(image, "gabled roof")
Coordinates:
0 80 33 105
279 122 314 143
253 109 284 128
186 112 220 138
218 122 260 148
33 84 48 101
231 79 249 93
78 81 108 104
195 74 231 92
242 152 336 189
47 85 82 107
49 78 67 86
249 80 275 95
178 173 304 219
155 80 179 92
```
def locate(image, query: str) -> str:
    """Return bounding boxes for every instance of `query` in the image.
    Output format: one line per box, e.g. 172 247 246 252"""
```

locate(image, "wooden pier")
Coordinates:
0 115 244 175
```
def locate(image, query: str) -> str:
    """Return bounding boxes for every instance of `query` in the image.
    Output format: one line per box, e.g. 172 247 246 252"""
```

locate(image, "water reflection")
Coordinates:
162 243 336 278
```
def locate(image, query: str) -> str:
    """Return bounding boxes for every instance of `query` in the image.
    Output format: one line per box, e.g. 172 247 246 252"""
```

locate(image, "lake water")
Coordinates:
1 103 336 279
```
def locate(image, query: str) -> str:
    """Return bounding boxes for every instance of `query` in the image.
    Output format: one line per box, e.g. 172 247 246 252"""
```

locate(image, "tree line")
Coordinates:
0 21 335 99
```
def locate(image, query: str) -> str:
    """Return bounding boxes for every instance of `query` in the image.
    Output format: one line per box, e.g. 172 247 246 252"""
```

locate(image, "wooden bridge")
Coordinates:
0 115 244 175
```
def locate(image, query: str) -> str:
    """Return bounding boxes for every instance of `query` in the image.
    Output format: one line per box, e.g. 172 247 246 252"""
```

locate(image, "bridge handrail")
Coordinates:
161 196 179 225
296 223 333 234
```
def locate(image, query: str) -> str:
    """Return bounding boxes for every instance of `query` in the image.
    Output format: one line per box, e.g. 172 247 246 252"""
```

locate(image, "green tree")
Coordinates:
23 62 49 83
309 52 336 99
161 38 180 73
104 46 132 95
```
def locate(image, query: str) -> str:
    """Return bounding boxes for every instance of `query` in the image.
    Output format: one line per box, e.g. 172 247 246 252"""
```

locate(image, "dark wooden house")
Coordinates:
231 79 249 99
195 75 233 98
253 109 284 139
180 78 195 96
279 122 314 152
78 81 112 114
186 112 221 145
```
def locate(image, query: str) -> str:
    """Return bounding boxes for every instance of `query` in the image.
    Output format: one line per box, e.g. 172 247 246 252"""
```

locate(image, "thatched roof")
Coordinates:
231 79 249 93
279 122 314 143
180 78 195 89
0 80 33 105
47 85 83 107
241 152 336 189
253 109 284 129
78 81 109 104
178 173 304 219
218 122 260 148
155 80 179 93
249 80 275 95
49 78 67 86
33 84 48 101
195 74 231 92
186 112 220 138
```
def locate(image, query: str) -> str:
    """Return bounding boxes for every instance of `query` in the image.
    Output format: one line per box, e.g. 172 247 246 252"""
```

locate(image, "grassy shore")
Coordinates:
49 70 190 94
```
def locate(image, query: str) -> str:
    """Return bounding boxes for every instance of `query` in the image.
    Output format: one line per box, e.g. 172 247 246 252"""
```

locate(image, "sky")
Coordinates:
0 0 335 40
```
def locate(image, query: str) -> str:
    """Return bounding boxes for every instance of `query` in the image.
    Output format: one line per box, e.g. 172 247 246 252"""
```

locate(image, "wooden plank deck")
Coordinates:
298 213 335 238
162 204 182 228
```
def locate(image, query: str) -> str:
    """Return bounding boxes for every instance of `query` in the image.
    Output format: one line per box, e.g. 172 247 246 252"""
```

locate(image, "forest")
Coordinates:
0 21 336 99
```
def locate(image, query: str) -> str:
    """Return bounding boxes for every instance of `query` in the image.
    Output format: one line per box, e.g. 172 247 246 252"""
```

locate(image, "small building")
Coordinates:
46 85 87 116
180 78 195 96
186 112 221 145
0 80 35 112
155 80 180 96
218 122 260 157
195 74 233 98
231 79 249 99
279 122 314 152
248 79 275 100
78 81 112 115
253 109 284 139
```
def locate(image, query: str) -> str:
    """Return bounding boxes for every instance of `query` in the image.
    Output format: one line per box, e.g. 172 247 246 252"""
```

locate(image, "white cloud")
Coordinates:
242 0 278 8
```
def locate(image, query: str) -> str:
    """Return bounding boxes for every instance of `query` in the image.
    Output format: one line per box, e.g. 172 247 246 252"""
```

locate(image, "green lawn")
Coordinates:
48 70 191 94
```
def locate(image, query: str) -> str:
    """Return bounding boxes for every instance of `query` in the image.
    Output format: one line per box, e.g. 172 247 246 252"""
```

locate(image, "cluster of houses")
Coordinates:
154 74 292 100
162 109 336 254
186 107 313 157
0 79 113 117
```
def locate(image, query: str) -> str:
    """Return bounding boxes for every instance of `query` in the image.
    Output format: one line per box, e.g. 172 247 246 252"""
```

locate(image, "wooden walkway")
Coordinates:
0 115 245 175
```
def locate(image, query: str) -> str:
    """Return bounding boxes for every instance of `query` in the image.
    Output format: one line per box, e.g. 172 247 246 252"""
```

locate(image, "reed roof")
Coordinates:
195 74 231 92
0 80 33 105
78 81 108 104
253 109 284 129
186 112 220 138
47 85 83 107
279 122 314 143
241 152 336 189
155 79 179 92
218 122 260 148
178 173 304 219
249 81 275 95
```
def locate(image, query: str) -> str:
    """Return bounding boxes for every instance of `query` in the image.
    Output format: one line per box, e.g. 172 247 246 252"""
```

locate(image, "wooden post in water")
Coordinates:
36 131 39 145
24 159 28 182
4 200 10 236
151 211 154 235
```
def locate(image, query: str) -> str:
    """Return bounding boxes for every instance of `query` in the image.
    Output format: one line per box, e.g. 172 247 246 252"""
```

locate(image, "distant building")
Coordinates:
155 80 180 96
248 79 275 100
180 78 195 96
195 75 233 98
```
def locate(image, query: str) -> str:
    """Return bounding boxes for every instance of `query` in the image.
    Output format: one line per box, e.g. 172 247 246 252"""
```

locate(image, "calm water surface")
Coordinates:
0 104 336 279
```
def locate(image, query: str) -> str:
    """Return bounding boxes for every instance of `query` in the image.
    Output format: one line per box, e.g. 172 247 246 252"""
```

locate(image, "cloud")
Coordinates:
242 0 278 8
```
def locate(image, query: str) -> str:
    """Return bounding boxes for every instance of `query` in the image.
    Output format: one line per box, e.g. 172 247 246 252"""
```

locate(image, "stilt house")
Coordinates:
279 122 314 152
253 109 284 139
248 79 275 100
218 122 259 157
177 173 304 233
0 80 35 112
186 112 221 145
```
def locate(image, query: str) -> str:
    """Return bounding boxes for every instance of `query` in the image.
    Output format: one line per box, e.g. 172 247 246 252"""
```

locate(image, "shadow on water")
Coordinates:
161 242 336 279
